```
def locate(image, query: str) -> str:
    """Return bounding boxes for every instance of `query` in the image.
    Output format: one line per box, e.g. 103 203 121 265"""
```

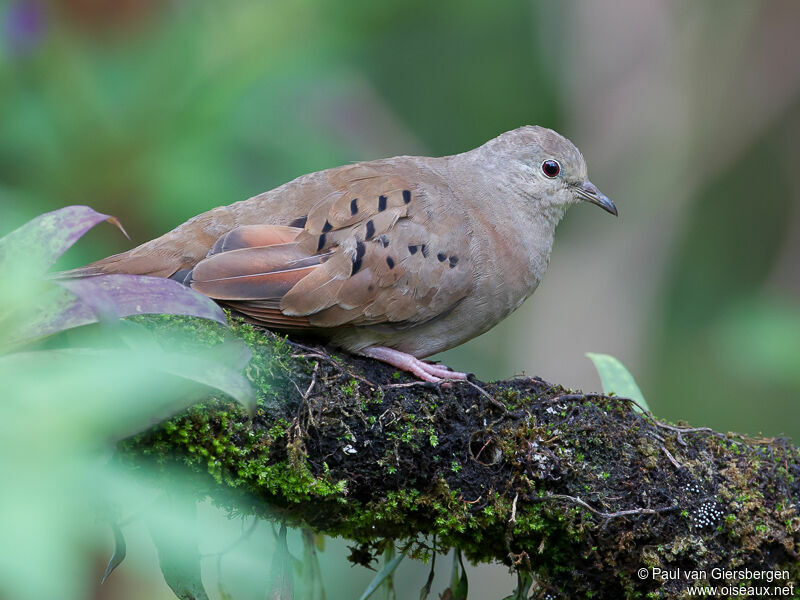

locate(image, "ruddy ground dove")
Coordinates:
73 126 617 382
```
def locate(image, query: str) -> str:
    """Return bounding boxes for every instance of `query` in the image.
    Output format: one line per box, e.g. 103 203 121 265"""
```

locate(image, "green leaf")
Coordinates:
297 529 326 600
138 349 256 416
100 523 126 585
419 551 436 600
358 548 404 600
440 550 468 600
501 571 533 600
0 347 255 432
146 494 210 600
586 353 650 413
267 524 295 600
451 550 468 600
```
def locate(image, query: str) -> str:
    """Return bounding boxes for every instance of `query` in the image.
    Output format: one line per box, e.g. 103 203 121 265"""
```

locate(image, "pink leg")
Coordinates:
360 346 469 383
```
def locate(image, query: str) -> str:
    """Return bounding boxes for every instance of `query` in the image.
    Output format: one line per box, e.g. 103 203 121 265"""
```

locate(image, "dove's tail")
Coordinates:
55 208 236 280
54 248 180 279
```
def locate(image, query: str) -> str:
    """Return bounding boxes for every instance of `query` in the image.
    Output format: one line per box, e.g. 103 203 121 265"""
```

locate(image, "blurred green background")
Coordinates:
2 0 799 597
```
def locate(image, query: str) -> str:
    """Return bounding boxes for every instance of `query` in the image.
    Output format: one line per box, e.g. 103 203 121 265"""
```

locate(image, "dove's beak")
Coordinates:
573 180 618 216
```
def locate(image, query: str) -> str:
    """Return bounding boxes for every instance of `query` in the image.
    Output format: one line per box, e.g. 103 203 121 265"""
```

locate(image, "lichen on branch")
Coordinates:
118 314 800 599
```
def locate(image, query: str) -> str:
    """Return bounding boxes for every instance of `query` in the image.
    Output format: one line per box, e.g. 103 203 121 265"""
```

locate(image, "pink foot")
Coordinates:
360 346 469 383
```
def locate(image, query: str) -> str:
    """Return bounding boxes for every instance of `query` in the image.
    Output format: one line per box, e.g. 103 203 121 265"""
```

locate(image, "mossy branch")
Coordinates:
119 315 800 599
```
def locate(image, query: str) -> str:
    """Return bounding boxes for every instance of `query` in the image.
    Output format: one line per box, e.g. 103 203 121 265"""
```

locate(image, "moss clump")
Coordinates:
118 314 800 599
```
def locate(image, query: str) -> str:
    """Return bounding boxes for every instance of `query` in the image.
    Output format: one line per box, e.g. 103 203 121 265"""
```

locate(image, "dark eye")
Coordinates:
541 159 561 178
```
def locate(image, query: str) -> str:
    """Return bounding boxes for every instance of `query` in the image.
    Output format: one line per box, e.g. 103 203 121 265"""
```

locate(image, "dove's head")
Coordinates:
481 125 617 217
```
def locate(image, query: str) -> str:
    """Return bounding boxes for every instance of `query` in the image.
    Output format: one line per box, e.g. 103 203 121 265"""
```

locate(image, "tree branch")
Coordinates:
118 316 800 599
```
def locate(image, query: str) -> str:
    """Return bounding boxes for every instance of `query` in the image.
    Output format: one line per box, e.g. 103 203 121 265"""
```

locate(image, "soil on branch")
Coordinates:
119 315 800 599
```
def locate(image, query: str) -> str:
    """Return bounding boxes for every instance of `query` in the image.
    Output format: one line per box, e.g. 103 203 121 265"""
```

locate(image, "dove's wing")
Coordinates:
188 163 474 331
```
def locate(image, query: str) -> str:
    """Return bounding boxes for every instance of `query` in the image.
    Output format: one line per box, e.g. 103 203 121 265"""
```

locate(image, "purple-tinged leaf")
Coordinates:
0 205 126 276
57 274 227 326
4 286 97 347
5 275 227 348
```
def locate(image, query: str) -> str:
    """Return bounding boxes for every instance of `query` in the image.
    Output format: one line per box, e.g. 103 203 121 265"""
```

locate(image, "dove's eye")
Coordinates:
541 159 561 178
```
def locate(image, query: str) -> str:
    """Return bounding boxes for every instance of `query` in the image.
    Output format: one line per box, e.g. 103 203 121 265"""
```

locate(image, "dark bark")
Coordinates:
120 317 800 599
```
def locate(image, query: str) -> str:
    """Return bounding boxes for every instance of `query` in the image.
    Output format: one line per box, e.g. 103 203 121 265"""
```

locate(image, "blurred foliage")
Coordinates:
650 128 799 435
1 0 800 595
715 296 800 388
0 204 261 599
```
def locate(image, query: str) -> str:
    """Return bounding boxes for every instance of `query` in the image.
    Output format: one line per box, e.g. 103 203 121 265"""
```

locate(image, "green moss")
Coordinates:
115 314 800 599
341 379 359 398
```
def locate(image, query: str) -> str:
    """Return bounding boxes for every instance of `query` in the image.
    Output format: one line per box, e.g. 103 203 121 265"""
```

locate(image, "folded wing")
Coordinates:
188 165 473 332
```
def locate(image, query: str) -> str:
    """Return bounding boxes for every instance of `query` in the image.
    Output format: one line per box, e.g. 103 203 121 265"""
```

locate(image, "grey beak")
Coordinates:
573 180 618 216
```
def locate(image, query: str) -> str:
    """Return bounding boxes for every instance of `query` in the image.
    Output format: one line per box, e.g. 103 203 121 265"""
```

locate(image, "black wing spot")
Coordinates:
317 233 327 252
378 234 390 247
350 198 359 215
386 256 395 269
449 256 459 268
408 245 418 255
402 190 411 204
365 220 375 240
321 220 332 233
378 195 387 211
437 252 447 262
352 241 366 274
421 244 429 258
289 216 307 228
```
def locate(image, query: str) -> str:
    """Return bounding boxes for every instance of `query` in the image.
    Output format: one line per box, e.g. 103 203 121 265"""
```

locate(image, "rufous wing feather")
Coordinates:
180 165 473 334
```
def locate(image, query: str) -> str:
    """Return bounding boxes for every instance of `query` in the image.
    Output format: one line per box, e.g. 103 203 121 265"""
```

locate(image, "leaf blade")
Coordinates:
586 353 650 413
100 523 127 585
358 550 404 600
0 205 124 276
157 351 256 415
57 274 228 326
146 494 210 600
267 524 294 600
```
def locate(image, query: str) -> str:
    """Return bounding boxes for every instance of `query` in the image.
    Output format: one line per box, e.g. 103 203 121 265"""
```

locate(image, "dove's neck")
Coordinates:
443 150 567 311
445 147 568 242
